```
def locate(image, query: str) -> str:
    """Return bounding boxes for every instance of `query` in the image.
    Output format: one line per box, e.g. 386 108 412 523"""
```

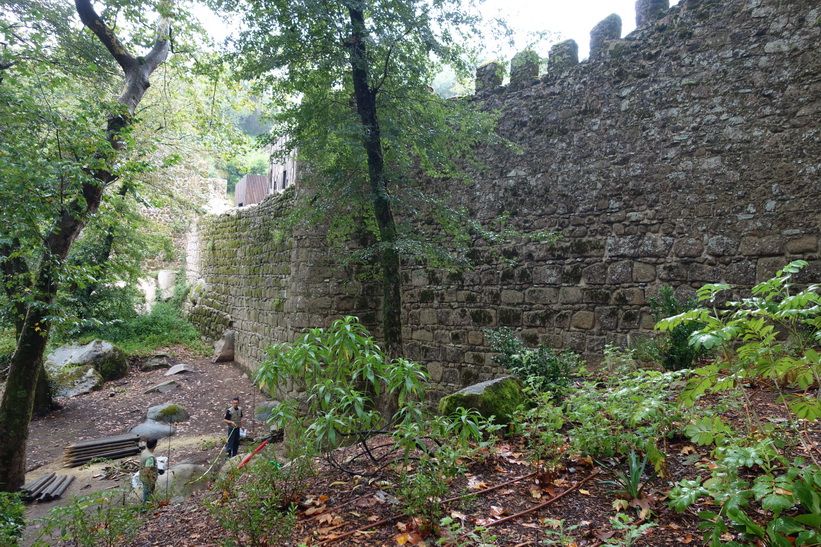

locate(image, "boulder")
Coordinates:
254 401 281 423
143 380 178 394
147 403 190 423
438 376 528 425
140 353 172 372
129 420 176 440
213 329 235 363
50 365 103 398
165 364 194 376
153 463 211 502
46 340 128 382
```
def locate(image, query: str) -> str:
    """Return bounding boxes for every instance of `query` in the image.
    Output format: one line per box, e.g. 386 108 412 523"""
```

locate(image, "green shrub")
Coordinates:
209 451 312 546
34 489 141 547
636 285 708 371
256 316 433 452
76 302 207 355
0 492 25 546
485 327 581 393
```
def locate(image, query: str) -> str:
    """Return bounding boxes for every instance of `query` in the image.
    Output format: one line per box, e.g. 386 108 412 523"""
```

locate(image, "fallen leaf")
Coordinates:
467 476 489 490
680 445 697 455
367 515 381 522
490 506 507 518
578 489 590 495
528 485 542 499
304 505 326 515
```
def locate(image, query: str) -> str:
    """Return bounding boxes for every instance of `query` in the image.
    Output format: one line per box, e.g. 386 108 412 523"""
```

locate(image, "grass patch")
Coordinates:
77 302 208 356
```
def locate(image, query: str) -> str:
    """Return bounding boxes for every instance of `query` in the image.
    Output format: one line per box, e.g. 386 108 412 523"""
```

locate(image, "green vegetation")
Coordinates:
34 490 141 547
75 302 207 356
209 455 311 546
0 492 24 546
634 285 709 370
485 327 582 394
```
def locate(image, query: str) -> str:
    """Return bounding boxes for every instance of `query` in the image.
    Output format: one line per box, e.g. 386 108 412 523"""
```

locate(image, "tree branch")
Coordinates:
73 0 136 71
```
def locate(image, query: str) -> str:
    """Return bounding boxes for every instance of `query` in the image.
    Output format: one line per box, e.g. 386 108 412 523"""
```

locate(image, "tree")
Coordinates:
214 0 500 357
0 0 171 492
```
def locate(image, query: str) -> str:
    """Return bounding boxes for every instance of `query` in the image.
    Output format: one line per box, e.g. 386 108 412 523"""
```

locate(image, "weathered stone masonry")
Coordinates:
188 0 821 399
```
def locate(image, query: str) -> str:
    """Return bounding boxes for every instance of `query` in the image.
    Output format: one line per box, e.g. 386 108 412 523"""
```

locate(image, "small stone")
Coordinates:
165 364 195 376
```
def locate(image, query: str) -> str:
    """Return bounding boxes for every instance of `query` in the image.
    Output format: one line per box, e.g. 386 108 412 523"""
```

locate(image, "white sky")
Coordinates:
481 0 681 60
198 0 681 61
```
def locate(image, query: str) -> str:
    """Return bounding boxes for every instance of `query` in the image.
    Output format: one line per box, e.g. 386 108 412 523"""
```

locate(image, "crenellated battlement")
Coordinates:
475 0 678 95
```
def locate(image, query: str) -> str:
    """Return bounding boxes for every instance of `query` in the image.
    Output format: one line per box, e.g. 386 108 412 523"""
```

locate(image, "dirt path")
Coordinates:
21 351 272 544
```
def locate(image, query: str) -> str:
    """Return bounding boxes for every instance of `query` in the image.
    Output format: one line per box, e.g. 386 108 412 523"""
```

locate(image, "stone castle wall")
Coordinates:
188 0 821 398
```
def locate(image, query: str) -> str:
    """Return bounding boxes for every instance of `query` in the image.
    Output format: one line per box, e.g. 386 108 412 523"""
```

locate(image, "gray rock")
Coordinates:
213 329 235 363
140 353 172 372
165 364 194 376
254 401 281 423
147 403 190 423
51 365 104 398
129 420 176 439
143 380 178 394
154 463 211 502
46 340 128 382
438 376 527 425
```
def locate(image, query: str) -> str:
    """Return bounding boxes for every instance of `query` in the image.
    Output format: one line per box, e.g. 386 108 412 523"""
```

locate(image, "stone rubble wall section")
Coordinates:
188 0 821 400
186 190 377 380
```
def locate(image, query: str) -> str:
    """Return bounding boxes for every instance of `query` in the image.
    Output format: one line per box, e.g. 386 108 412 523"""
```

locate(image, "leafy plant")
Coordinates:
658 260 821 422
209 452 312 546
543 368 689 476
34 489 141 547
436 516 496 546
599 449 650 502
256 317 432 452
485 327 581 394
0 492 25 546
637 285 709 371
605 513 657 546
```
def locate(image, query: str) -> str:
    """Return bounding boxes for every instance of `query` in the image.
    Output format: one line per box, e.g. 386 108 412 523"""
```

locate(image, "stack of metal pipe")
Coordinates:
63 433 141 467
20 473 75 502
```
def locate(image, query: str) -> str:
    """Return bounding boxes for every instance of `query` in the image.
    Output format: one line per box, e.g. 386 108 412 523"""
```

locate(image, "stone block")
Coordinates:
476 61 505 92
590 13 622 57
756 257 787 283
740 235 785 256
571 311 595 330
510 49 540 85
419 309 438 325
633 262 656 283
607 261 633 284
689 263 720 283
706 235 739 256
501 289 525 304
786 235 817 253
532 266 562 284
636 0 669 27
613 288 645 305
525 287 559 304
468 330 484 345
673 237 704 258
583 262 608 284
595 307 619 330
559 287 583 304
548 40 579 73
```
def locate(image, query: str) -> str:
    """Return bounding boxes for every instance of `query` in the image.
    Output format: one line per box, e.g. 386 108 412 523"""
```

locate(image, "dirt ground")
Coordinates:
21 348 272 544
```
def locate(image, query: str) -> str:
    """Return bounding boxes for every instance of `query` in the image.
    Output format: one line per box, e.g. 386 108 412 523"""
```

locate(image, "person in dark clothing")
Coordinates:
223 396 243 459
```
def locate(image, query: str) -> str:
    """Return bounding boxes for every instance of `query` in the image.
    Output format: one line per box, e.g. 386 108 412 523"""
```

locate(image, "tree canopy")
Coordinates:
214 0 502 356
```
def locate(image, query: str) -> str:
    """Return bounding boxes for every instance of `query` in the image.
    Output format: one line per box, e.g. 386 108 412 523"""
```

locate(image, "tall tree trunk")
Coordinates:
0 0 169 492
347 6 403 360
0 310 51 491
